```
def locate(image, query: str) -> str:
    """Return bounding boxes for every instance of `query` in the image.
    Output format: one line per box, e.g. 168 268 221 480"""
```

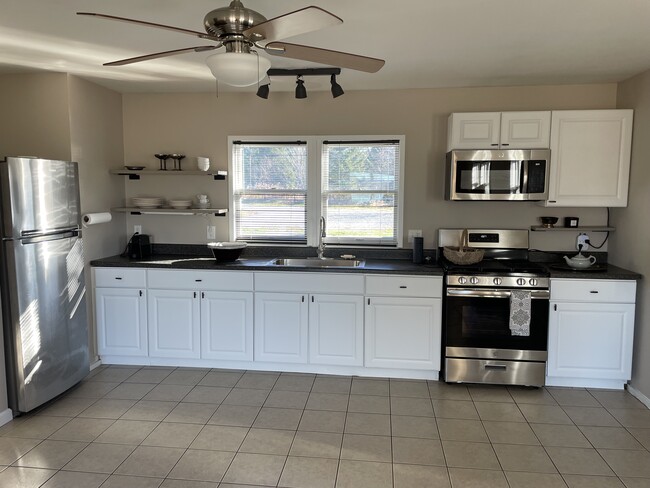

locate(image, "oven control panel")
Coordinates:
447 274 549 288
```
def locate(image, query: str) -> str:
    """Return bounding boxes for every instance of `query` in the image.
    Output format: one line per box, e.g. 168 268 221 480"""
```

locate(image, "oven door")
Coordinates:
445 288 549 359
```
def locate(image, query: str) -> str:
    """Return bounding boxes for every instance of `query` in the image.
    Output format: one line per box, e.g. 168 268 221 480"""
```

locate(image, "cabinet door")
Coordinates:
309 294 364 366
201 291 253 361
500 111 551 148
96 287 147 357
447 112 501 150
547 109 633 207
365 297 441 370
548 301 635 380
255 293 308 363
148 289 200 359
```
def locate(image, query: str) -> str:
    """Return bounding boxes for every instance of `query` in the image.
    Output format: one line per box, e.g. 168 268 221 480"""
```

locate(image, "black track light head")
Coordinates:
256 83 270 99
330 74 344 98
295 76 307 99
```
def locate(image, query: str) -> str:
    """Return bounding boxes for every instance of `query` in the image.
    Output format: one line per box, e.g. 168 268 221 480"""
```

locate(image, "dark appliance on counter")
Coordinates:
439 229 550 387
445 149 550 201
128 233 152 260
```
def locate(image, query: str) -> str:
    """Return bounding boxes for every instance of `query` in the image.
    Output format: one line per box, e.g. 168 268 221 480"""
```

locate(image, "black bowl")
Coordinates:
208 242 246 262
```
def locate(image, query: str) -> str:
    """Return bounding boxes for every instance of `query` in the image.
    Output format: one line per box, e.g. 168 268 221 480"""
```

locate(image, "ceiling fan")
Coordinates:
78 0 385 87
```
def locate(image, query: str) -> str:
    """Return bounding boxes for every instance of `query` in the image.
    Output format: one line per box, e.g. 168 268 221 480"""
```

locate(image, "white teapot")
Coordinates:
563 252 597 269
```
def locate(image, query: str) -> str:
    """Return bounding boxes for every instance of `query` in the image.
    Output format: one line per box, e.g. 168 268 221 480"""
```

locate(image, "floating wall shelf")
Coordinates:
112 207 228 217
530 226 615 232
110 169 227 180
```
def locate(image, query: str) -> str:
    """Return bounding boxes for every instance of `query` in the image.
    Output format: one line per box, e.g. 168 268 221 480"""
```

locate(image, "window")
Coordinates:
229 136 404 247
322 140 401 246
231 141 308 243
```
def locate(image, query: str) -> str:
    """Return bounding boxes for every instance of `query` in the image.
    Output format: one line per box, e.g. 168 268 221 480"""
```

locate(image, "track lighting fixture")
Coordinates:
255 68 343 100
295 76 307 99
330 74 344 98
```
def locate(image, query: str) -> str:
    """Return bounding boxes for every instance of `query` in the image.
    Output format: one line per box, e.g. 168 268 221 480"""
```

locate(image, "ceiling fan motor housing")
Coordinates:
203 0 266 40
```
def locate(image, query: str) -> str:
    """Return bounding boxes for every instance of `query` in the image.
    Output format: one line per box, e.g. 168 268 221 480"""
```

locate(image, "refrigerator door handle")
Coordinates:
21 230 80 245
20 226 80 238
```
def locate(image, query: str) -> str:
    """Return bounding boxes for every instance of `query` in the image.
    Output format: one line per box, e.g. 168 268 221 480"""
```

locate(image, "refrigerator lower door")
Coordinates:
2 232 89 412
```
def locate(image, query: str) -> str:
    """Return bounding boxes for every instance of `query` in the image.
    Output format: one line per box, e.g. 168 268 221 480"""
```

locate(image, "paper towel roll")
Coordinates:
82 212 112 227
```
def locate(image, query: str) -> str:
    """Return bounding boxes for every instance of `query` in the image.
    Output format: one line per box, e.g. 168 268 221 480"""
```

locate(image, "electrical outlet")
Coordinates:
576 233 589 251
407 229 422 244
207 225 216 240
133 225 142 235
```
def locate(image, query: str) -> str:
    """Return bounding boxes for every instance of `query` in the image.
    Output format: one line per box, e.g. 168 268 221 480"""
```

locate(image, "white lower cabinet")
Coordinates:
201 291 254 361
148 289 200 359
547 279 637 388
96 287 148 357
95 268 148 358
365 296 441 370
254 292 309 363
309 294 364 366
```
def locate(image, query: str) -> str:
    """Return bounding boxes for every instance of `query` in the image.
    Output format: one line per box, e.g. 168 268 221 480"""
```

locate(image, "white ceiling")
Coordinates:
1 0 650 94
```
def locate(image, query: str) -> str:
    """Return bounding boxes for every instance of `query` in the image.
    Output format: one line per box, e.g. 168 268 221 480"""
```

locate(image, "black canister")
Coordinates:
413 236 424 264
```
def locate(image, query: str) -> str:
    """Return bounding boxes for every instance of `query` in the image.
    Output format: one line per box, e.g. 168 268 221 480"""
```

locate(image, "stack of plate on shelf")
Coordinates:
132 196 163 208
168 199 193 209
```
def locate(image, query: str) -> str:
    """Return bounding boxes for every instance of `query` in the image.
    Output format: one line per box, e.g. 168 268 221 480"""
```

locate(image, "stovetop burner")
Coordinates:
441 258 549 276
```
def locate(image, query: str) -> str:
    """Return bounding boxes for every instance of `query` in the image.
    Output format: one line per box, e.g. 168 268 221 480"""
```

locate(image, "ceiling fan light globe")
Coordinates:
206 52 270 87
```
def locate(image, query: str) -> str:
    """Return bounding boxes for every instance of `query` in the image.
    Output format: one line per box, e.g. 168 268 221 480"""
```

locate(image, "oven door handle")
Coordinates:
446 289 550 299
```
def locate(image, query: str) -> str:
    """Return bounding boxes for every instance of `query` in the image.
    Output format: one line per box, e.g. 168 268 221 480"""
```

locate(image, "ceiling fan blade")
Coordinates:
243 6 342 41
265 42 385 73
77 12 219 41
104 46 218 66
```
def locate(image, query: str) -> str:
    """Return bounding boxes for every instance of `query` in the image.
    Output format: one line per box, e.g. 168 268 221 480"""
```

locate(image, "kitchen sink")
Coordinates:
270 258 365 268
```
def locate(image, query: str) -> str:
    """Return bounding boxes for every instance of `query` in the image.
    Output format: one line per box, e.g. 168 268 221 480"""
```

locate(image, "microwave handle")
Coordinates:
521 160 529 193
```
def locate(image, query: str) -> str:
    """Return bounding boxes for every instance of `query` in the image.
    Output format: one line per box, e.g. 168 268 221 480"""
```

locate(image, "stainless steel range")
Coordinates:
439 229 549 387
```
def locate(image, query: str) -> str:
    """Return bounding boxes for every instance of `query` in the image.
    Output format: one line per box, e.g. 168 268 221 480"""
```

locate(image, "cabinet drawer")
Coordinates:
550 279 636 303
147 269 253 291
95 268 146 288
366 275 442 298
255 272 364 294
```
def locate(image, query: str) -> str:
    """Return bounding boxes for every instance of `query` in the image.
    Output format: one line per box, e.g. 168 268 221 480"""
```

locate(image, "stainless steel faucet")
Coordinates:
317 217 326 259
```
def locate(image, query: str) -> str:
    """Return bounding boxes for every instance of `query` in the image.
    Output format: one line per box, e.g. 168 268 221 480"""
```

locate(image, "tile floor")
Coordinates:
1 366 650 487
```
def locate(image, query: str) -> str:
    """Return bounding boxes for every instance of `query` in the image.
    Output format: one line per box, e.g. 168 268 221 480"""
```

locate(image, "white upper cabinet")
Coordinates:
447 111 551 150
545 109 633 207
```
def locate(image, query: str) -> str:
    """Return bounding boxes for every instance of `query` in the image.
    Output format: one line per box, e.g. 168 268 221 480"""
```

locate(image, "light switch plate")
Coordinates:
407 229 422 243
576 233 589 251
133 225 142 235
207 226 216 240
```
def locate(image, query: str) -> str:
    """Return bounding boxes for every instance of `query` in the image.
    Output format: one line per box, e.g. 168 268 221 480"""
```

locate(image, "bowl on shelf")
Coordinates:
539 216 559 228
168 199 193 209
207 242 247 262
125 165 145 171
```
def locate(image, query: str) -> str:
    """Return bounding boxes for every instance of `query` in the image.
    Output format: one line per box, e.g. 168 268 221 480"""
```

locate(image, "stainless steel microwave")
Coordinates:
445 149 550 201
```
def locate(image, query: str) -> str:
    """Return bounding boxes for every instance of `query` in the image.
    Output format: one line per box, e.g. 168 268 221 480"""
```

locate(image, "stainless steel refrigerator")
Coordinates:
0 157 89 413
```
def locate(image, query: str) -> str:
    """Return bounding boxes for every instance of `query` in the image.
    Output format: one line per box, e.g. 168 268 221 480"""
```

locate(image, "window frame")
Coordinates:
228 135 405 248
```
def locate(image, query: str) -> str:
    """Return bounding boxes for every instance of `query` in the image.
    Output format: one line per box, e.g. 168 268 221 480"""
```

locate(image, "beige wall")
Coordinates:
613 70 650 399
68 76 126 361
0 73 72 161
122 83 616 249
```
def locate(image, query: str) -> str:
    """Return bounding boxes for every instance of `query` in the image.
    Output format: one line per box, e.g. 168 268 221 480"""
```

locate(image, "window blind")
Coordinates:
321 140 401 246
232 142 308 243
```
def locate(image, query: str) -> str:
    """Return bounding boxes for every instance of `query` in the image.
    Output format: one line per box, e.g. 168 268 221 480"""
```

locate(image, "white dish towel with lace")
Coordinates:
509 290 531 336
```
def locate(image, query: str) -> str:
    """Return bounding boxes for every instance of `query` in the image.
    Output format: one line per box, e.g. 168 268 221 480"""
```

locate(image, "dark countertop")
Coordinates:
90 254 445 276
546 263 641 280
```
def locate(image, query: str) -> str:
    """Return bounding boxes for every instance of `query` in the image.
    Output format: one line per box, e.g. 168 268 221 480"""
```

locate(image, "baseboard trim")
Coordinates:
90 359 102 371
0 408 13 427
627 384 650 409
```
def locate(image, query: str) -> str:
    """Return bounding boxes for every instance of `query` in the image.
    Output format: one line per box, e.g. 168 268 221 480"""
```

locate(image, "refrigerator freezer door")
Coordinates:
0 158 81 239
2 233 89 412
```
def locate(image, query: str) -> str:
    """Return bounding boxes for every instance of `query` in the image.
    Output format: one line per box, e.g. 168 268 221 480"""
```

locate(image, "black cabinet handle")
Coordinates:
554 304 557 311
194 292 197 298
501 143 510 146
590 290 599 294
399 285 407 289
367 298 370 305
195 279 202 282
302 296 305 303
115 277 122 280
139 290 143 297
202 292 205 299
311 296 314 302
